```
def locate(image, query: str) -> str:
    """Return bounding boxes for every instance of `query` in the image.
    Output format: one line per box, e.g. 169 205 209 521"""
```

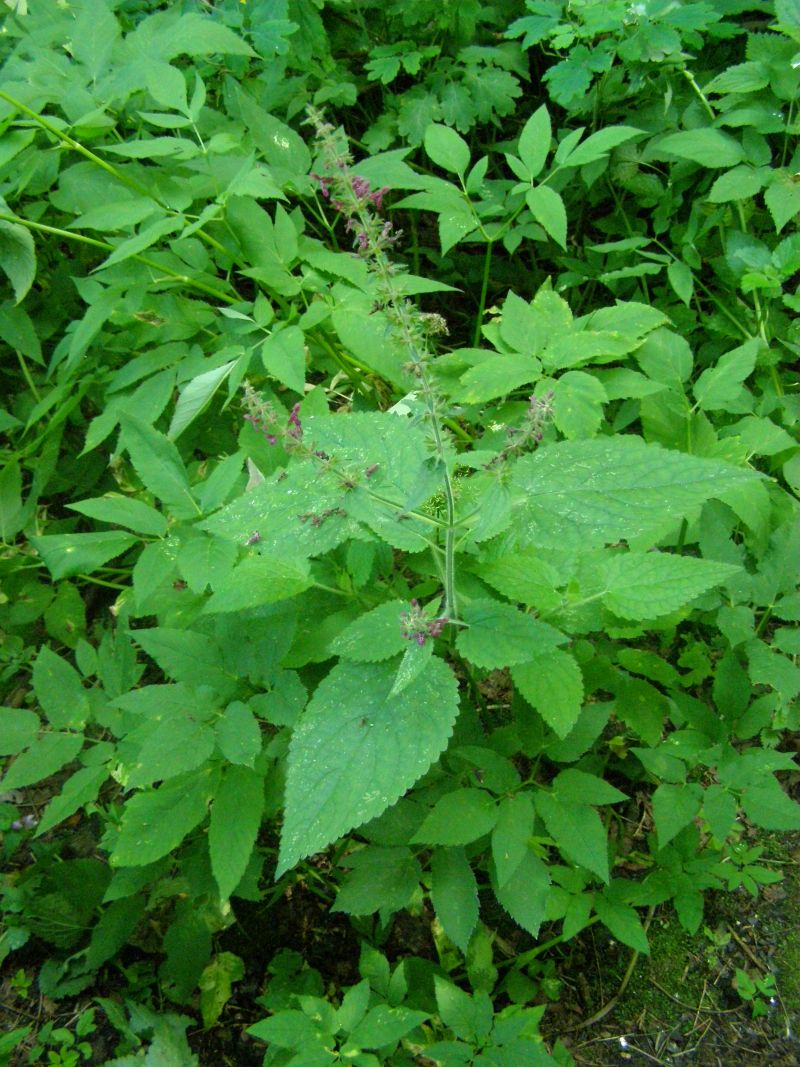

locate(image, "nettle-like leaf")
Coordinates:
455 599 565 669
277 657 459 877
601 553 741 620
510 437 758 548
331 600 409 662
512 649 584 738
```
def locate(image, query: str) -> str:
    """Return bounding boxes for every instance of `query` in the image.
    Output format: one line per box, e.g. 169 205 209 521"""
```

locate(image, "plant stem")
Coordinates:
473 240 493 347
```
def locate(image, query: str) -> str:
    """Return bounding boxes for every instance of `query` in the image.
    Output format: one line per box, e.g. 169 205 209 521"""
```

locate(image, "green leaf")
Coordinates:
553 769 627 807
764 170 800 233
169 358 237 440
430 847 479 953
96 215 184 271
424 124 470 176
561 126 642 168
132 627 230 690
656 129 745 168
526 186 566 249
389 639 434 698
262 325 306 394
110 770 214 867
536 792 609 882
0 219 36 303
491 792 535 887
177 535 238 594
412 788 498 846
693 339 758 411
434 978 493 1045
456 599 565 669
477 550 561 613
199 952 245 1030
126 711 215 788
67 494 167 537
209 765 264 900
512 649 584 738
331 601 408 662
593 896 649 954
517 105 551 179
702 786 738 841
493 849 550 938
602 553 740 620
216 701 262 767
0 458 24 541
277 657 459 876
120 415 198 518
349 1004 429 1049
35 765 108 837
667 260 694 306
741 778 800 830
30 531 138 580
614 676 669 747
0 732 84 792
458 354 541 403
203 554 311 613
652 783 704 849
163 12 256 57
552 370 607 439
0 707 39 755
707 165 766 203
510 437 757 548
333 846 421 915
32 646 90 729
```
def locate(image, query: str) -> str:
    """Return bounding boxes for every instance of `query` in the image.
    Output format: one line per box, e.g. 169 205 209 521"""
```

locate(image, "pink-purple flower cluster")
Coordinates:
400 599 449 647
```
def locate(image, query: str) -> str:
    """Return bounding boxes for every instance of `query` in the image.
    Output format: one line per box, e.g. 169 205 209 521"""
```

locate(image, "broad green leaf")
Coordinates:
0 732 84 792
67 495 167 537
693 339 758 411
652 783 703 849
636 328 693 387
510 437 757 548
476 550 561 613
434 978 493 1045
746 640 800 702
202 554 312 613
0 458 24 540
593 896 649 953
262 325 306 394
71 199 157 232
492 792 535 887
35 765 108 837
602 553 740 620
216 701 262 767
536 792 609 882
95 215 184 271
177 535 238 594
741 778 800 830
333 846 421 915
656 129 745 169
209 765 264 900
32 646 90 729
552 769 627 807
132 628 231 691
517 105 551 179
349 1005 429 1050
0 707 40 755
702 785 738 841
126 712 215 787
412 788 498 846
512 649 584 738
110 770 214 867
456 599 565 669
667 259 694 306
200 952 245 1030
499 290 543 354
424 124 470 176
493 849 551 938
526 186 566 249
458 354 541 403
163 12 256 57
330 601 409 662
560 126 642 168
0 219 36 303
31 531 138 581
169 359 237 440
707 165 766 203
389 639 434 697
614 676 669 747
277 657 459 876
120 415 199 518
552 370 607 439
765 169 800 233
430 847 479 953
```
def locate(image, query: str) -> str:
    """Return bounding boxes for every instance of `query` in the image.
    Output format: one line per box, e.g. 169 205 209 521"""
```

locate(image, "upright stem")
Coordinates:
473 240 493 348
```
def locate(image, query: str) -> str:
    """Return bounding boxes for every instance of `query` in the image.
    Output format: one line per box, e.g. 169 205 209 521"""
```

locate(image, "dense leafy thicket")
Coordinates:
0 0 798 1063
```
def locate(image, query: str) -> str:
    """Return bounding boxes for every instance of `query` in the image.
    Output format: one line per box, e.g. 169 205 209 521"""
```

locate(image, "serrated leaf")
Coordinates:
458 354 541 403
0 219 36 303
456 599 565 669
491 792 535 887
96 215 184 271
35 765 109 837
389 639 434 697
510 437 757 548
553 769 627 807
652 782 704 849
493 849 550 938
430 847 479 953
120 415 198 518
261 325 306 394
68 495 167 537
349 1004 429 1049
424 124 470 176
277 657 458 876
31 531 138 580
110 771 214 867
177 536 238 594
169 359 237 440
561 126 642 168
602 553 740 619
512 649 584 738
330 601 408 662
202 554 311 613
693 339 758 411
127 712 215 787
209 765 264 900
667 259 694 306
594 896 649 953
526 186 566 249
477 550 561 612
518 105 551 179
216 701 262 766
333 846 421 915
764 170 800 233
32 647 90 730
0 732 84 792
536 792 609 882
0 707 40 755
741 778 800 830
656 129 745 168
412 788 497 846
552 370 607 439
